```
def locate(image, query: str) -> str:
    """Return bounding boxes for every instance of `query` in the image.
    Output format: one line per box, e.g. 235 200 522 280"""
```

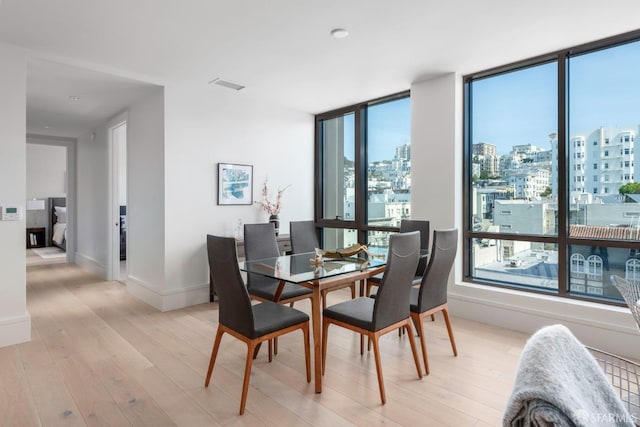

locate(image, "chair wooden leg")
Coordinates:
412 314 429 375
370 333 386 404
252 342 261 360
274 337 278 355
360 334 364 355
405 321 424 379
321 290 327 310
441 307 458 356
268 339 273 363
322 319 330 375
350 283 356 299
239 342 256 415
205 328 224 387
302 324 311 383
431 314 435 322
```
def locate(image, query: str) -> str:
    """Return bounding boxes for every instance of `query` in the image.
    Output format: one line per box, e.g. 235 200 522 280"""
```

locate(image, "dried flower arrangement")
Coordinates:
258 178 290 216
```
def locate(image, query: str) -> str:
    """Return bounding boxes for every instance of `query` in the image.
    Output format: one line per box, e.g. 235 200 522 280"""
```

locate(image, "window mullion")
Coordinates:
354 105 367 244
557 50 569 296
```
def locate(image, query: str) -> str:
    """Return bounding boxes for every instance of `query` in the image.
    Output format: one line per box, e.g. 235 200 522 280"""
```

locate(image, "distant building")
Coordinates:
473 142 497 157
507 168 551 199
561 126 638 196
472 186 513 221
472 142 499 177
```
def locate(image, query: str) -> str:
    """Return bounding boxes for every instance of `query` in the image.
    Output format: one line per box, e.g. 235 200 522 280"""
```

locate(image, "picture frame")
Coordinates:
217 163 253 205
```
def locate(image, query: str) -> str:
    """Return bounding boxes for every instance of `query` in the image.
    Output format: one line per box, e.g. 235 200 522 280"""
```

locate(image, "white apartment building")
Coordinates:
566 126 638 196
472 142 499 177
507 168 551 199
493 200 555 235
395 143 410 161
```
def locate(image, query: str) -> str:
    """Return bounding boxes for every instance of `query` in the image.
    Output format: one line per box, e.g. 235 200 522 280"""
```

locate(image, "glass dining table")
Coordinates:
240 252 387 393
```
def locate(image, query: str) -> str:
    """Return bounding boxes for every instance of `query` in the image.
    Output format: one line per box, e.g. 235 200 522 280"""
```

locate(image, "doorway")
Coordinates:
109 121 127 282
25 137 76 266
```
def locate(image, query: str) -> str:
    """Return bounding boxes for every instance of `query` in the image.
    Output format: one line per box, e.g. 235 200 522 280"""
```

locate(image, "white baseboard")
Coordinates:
74 252 107 279
0 311 31 348
126 275 209 312
449 281 640 359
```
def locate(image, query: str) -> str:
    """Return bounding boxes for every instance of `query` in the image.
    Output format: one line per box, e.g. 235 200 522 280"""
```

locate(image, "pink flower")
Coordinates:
258 179 290 215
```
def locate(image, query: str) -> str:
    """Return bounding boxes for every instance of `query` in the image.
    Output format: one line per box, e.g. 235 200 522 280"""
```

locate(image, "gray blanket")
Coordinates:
503 324 634 427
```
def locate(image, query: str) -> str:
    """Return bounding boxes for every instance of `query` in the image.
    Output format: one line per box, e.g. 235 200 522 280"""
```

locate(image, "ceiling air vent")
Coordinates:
208 78 245 91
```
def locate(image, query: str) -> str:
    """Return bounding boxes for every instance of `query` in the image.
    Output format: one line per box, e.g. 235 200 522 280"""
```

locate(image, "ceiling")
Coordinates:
1 0 639 138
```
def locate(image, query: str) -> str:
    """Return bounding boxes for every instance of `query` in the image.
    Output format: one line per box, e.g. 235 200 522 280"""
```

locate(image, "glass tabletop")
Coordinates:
239 252 386 284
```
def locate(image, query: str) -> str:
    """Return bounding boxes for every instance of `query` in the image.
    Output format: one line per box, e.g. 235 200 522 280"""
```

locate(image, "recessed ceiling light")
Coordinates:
69 95 80 100
330 28 349 39
44 125 51 129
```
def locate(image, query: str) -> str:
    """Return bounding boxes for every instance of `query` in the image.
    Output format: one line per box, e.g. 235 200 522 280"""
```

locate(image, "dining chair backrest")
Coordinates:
416 228 458 313
244 223 280 261
207 235 254 337
400 219 430 276
400 219 430 250
372 231 420 330
290 220 319 254
243 223 280 289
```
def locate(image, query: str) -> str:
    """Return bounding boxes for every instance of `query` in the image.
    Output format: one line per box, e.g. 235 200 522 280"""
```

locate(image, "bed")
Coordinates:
48 197 67 251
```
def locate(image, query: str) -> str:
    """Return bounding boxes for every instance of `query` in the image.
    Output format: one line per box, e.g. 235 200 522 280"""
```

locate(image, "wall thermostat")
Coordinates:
1 206 22 221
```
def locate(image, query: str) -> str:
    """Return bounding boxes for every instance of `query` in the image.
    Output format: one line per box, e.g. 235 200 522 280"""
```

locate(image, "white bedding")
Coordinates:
52 222 66 245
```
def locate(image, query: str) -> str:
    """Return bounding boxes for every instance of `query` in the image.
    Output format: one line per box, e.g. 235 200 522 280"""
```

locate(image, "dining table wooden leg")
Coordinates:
311 284 322 393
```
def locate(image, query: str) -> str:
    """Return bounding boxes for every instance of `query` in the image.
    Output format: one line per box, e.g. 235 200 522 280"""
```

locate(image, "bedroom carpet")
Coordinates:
31 247 66 259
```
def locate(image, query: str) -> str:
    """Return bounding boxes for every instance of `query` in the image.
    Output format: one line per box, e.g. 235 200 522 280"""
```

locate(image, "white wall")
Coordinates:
26 143 66 230
0 42 29 347
125 89 166 305
69 78 314 313
411 73 640 359
157 85 314 310
26 143 66 198
76 124 109 276
411 73 460 231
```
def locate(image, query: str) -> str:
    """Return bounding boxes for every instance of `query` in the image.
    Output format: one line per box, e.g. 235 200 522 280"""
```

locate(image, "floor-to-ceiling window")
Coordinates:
316 92 410 250
464 30 640 304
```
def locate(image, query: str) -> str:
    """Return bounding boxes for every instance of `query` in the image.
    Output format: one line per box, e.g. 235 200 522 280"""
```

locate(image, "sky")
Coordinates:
342 96 410 162
472 39 640 155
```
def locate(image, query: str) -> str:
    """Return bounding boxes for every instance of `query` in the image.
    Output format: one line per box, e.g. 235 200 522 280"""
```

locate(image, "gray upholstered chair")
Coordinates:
204 235 310 415
321 231 423 404
290 220 356 309
244 222 312 359
289 220 319 254
244 223 312 305
366 219 430 296
410 228 458 375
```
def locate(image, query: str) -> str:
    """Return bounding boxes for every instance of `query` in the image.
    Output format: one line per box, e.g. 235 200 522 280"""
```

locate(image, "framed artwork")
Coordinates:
217 163 253 205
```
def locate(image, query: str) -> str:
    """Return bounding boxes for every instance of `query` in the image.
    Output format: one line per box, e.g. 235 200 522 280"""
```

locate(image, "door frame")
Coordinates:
26 134 77 264
107 116 127 281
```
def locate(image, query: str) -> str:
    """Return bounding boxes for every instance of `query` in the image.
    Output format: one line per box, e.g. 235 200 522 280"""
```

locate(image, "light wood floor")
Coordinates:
3 262 529 426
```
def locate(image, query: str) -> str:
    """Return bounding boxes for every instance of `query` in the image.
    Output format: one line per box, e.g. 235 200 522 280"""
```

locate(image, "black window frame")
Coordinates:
314 91 410 245
463 29 640 306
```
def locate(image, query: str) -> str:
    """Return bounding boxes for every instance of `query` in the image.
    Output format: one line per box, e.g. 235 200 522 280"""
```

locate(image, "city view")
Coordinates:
468 39 640 298
324 40 640 300
321 96 412 252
